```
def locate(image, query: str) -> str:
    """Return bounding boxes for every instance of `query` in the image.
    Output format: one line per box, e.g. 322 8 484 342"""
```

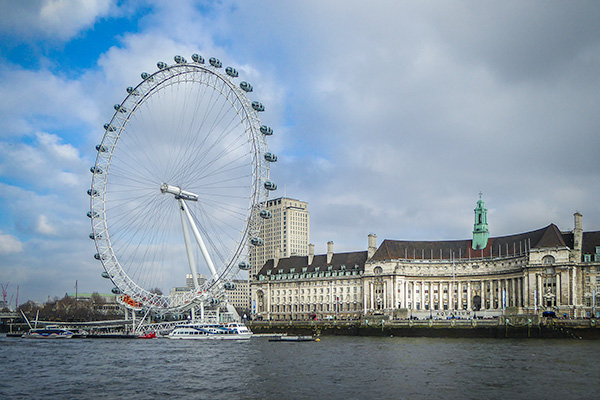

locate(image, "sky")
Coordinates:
0 0 599 305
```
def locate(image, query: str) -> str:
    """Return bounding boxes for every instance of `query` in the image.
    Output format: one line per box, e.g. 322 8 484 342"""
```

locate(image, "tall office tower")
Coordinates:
249 197 310 279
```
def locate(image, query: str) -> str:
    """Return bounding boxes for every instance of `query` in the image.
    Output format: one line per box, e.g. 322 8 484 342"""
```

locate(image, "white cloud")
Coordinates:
2 1 600 302
0 231 23 254
36 214 57 236
0 131 86 189
0 0 113 41
0 65 101 138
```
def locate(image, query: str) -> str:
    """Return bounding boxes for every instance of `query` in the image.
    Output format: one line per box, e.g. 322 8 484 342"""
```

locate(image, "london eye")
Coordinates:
88 54 276 313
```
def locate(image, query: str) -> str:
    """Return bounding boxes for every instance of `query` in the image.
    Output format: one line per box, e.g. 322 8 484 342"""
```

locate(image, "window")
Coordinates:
542 255 555 265
584 254 592 263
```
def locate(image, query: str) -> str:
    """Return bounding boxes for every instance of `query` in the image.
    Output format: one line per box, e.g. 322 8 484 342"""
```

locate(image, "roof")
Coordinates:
257 251 368 275
582 231 600 254
371 224 569 261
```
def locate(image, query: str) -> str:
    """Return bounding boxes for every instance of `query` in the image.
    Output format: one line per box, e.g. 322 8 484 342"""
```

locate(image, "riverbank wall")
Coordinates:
248 317 600 339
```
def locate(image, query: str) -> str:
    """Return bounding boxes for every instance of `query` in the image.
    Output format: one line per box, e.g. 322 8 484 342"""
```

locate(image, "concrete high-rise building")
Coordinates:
249 197 310 279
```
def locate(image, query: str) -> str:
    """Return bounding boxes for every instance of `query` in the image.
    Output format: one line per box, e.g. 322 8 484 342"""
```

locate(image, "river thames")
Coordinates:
1 334 598 399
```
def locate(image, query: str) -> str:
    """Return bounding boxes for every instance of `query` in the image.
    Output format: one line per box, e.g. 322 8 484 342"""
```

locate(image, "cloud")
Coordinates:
0 131 86 189
0 0 113 42
0 230 23 254
2 1 600 303
36 214 57 236
0 64 101 139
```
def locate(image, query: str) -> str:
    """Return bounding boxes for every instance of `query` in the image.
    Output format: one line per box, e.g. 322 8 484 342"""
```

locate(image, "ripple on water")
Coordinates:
1 335 599 400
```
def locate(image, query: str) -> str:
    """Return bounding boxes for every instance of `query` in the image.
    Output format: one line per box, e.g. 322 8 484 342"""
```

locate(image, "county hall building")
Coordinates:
250 198 600 320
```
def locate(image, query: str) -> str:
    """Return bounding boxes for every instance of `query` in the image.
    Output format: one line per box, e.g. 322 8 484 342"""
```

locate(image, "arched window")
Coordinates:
542 255 555 265
374 266 383 275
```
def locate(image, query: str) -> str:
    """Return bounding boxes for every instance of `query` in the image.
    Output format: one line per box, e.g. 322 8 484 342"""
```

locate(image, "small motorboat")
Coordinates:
138 332 156 339
269 335 318 342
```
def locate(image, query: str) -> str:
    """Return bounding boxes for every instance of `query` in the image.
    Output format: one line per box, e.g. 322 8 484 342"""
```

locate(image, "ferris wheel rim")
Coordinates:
89 56 272 312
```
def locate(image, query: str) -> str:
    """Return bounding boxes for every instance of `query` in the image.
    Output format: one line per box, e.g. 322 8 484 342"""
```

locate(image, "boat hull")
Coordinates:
168 333 252 340
22 331 73 339
168 322 253 340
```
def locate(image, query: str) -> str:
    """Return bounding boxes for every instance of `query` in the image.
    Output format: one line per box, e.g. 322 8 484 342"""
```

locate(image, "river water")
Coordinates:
1 334 598 399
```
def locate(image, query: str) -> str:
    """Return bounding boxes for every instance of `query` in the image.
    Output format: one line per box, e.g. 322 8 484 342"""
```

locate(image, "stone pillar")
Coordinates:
427 281 432 310
467 281 472 310
481 280 486 310
383 280 388 309
363 280 368 315
369 281 374 310
556 272 561 307
392 275 396 310
537 274 542 311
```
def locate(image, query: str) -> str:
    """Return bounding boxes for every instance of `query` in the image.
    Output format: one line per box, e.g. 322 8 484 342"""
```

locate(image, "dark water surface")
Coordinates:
1 334 598 399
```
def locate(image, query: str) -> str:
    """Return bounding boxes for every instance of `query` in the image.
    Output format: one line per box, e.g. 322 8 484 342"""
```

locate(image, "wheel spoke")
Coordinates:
89 58 273 313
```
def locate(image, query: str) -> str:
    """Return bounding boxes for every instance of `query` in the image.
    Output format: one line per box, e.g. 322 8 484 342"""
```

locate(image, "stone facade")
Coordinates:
251 206 600 320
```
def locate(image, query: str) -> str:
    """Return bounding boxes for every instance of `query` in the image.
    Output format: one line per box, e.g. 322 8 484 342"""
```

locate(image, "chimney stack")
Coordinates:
274 248 281 268
327 241 334 264
368 233 377 259
308 243 315 265
573 212 583 261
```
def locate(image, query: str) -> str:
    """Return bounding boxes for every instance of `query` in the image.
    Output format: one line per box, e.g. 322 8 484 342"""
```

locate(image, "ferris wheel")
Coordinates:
88 54 277 313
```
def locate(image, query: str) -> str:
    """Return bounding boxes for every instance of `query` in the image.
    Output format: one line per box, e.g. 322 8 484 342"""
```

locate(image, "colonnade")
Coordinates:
365 276 525 312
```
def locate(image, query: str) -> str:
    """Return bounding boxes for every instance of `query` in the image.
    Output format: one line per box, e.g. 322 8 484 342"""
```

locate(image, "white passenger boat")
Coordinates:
21 326 74 339
168 322 252 340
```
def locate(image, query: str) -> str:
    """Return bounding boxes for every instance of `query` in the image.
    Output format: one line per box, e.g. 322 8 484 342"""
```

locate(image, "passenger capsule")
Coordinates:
103 123 116 132
89 233 101 240
111 287 121 294
101 271 111 278
259 209 272 219
264 181 277 191
238 261 251 270
96 144 108 152
209 57 222 68
225 67 238 78
224 282 236 290
250 237 264 246
87 189 99 197
95 253 106 261
90 166 103 174
86 211 99 219
174 55 187 64
126 87 139 95
252 101 265 112
240 81 253 92
191 53 205 64
260 125 273 135
264 152 277 162
157 61 168 70
141 72 153 81
114 104 127 113
209 298 220 306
